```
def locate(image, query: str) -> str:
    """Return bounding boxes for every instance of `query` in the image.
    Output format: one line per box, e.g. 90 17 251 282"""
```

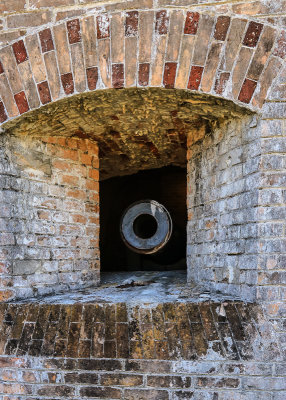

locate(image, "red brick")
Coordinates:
37 81 51 104
112 63 124 89
14 91 29 114
125 11 138 37
184 12 200 35
86 67 98 90
89 169 99 180
97 14 110 39
238 78 257 103
67 19 81 44
163 62 177 89
0 61 4 74
0 101 7 123
187 66 204 90
61 73 74 95
214 16 231 41
39 28 54 53
138 63 150 86
273 30 286 59
156 10 168 35
214 72 230 95
243 21 263 47
12 40 28 64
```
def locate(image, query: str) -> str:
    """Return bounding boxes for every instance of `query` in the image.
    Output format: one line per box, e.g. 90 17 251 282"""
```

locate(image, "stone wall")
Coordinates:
0 135 100 301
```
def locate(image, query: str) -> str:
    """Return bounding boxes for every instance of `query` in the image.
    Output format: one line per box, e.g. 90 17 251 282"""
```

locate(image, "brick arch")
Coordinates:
0 9 285 126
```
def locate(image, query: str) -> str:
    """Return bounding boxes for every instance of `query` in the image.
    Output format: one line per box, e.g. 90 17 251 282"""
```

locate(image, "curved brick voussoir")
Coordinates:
0 8 285 126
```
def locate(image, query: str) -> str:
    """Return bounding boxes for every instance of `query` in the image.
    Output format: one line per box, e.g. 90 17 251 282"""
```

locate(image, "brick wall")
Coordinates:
0 302 285 399
0 135 100 301
187 115 261 300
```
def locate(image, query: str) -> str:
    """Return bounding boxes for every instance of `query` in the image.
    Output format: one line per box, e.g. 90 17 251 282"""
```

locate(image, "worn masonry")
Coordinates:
0 0 285 399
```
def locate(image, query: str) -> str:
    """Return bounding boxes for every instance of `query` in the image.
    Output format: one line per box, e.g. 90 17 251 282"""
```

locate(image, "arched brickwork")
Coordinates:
0 8 285 126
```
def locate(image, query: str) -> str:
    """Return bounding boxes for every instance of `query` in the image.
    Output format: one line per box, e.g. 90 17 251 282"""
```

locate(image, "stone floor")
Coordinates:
12 271 244 305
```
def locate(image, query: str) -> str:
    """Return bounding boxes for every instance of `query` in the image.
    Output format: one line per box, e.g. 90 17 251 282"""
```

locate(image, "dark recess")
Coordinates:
100 166 187 272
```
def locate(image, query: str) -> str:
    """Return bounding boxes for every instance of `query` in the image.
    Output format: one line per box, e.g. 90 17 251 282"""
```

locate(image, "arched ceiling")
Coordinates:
2 88 251 179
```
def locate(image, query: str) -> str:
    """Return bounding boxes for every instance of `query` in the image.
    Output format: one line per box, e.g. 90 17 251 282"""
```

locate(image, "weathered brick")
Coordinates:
232 47 253 99
71 42 86 92
39 28 54 53
98 38 111 88
44 52 61 100
138 63 150 86
192 15 214 66
247 26 276 81
17 60 40 109
97 14 110 39
184 11 200 35
53 24 72 75
243 21 263 47
139 11 153 62
82 16 97 68
238 79 257 103
163 62 177 89
253 57 282 108
86 67 98 90
215 72 230 95
125 11 138 37
220 18 247 71
12 41 28 65
25 34 47 83
14 91 29 114
188 66 204 90
7 11 52 29
273 30 286 59
150 35 167 86
214 16 231 41
80 386 121 398
0 47 23 94
37 81 51 104
112 64 124 89
61 73 74 95
125 36 137 87
156 10 169 35
67 19 81 44
111 13 124 63
0 101 7 123
201 42 222 92
166 10 184 61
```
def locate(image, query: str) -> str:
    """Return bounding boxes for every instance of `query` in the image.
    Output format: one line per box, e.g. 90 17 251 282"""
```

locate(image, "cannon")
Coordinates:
120 200 173 255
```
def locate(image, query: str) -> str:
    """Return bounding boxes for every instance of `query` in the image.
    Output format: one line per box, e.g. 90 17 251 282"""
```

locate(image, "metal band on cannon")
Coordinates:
120 200 173 254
